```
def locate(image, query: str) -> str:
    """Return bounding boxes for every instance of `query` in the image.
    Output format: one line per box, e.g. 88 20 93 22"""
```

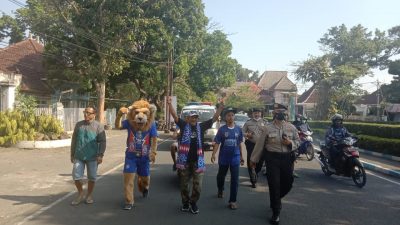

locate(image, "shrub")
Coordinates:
0 110 64 146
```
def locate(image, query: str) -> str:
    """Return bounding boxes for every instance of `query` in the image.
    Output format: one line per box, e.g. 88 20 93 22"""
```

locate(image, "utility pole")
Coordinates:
376 80 380 121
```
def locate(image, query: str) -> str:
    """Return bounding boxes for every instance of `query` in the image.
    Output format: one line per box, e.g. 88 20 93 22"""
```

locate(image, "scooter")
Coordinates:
295 130 314 161
316 137 366 188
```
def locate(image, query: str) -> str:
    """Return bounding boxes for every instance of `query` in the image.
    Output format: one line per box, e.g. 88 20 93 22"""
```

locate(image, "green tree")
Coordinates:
235 64 254 82
0 14 25 44
188 30 237 98
294 24 389 119
224 84 263 112
108 0 208 111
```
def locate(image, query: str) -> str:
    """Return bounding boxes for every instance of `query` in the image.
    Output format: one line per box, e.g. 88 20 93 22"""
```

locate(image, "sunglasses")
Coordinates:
83 111 95 115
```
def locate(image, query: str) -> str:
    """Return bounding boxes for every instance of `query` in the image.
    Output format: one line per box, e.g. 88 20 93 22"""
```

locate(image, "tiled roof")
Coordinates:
0 38 52 95
258 71 296 91
298 85 318 104
354 91 382 105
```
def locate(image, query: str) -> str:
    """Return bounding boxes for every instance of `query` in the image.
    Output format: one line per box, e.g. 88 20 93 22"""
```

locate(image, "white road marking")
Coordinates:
366 170 400 186
17 138 171 225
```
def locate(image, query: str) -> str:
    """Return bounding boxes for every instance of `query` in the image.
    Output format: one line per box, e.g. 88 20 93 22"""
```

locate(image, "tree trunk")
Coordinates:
96 81 106 124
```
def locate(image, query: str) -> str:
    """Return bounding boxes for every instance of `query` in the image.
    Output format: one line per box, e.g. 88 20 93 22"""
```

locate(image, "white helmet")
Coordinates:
331 114 343 122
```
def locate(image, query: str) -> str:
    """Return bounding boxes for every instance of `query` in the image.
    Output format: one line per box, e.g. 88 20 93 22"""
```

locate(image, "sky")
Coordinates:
2 0 400 93
202 0 400 93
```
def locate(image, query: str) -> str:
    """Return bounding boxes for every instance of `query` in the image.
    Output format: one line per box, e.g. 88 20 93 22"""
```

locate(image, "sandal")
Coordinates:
85 195 94 204
228 202 238 210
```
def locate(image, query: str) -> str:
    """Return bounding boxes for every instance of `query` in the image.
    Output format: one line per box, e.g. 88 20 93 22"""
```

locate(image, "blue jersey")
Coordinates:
122 120 158 158
214 125 243 166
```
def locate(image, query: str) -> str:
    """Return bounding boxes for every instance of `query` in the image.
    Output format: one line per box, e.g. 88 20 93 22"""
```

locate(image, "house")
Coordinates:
0 37 90 111
297 84 319 119
0 37 53 109
257 71 297 116
353 91 382 117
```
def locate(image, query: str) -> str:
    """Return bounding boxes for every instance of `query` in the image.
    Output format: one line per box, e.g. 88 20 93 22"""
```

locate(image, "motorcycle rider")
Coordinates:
325 114 352 169
292 114 312 133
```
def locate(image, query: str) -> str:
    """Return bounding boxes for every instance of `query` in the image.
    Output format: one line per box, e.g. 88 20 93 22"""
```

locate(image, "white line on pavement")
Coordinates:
366 171 400 186
17 138 172 225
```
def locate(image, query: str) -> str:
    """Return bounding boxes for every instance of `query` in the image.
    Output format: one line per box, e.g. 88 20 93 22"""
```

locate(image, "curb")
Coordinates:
356 148 400 162
361 160 400 179
314 145 400 179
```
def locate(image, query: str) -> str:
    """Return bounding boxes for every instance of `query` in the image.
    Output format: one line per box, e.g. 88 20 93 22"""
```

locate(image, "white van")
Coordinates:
180 103 218 151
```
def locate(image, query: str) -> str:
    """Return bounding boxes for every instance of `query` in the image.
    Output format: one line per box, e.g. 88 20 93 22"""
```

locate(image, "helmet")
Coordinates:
331 114 343 122
295 114 306 120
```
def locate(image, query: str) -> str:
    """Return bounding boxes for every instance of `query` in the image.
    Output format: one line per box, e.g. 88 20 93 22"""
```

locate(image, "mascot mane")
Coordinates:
128 99 157 131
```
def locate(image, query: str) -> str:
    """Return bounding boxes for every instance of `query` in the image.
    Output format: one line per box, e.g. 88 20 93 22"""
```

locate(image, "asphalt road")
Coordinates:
1 130 399 225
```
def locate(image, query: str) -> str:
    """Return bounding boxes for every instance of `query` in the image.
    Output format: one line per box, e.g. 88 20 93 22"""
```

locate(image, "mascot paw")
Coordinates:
119 107 129 114
149 152 156 163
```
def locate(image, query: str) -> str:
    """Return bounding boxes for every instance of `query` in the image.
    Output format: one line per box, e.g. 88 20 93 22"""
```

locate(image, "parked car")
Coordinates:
234 113 250 128
180 103 217 151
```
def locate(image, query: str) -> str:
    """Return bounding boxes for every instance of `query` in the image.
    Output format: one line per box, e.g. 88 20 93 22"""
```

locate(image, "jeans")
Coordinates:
217 164 240 203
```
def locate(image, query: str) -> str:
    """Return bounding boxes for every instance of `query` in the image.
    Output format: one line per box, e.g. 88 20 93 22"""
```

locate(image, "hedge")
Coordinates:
308 121 400 139
309 123 400 157
356 135 400 157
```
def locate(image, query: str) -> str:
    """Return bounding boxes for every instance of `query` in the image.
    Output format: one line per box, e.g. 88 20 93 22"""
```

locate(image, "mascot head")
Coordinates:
128 99 157 131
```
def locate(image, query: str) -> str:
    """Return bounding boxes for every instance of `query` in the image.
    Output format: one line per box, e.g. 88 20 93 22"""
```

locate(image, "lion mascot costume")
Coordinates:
115 99 158 210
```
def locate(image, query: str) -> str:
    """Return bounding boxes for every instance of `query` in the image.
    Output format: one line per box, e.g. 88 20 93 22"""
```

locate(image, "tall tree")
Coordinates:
188 30 237 98
18 0 155 123
0 14 25 44
108 0 208 111
294 24 389 119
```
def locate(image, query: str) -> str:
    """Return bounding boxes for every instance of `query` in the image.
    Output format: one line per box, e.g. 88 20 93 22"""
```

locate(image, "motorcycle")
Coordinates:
295 130 314 161
316 137 366 188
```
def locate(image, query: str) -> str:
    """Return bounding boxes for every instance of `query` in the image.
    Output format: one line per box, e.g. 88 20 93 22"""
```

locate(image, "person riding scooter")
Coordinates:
292 114 312 133
325 114 352 169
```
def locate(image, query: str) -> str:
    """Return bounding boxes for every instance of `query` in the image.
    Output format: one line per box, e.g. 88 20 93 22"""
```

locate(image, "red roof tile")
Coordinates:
0 38 52 96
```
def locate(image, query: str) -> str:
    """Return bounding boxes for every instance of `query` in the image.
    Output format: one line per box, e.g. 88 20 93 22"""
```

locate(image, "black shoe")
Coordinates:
269 214 280 225
172 164 177 171
123 203 133 210
251 183 257 188
190 202 199 214
143 189 149 198
217 191 223 198
180 203 190 212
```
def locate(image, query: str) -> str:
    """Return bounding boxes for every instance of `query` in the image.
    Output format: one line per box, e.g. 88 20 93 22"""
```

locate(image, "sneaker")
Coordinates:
270 213 280 225
190 202 199 214
71 194 84 206
172 164 177 171
180 203 190 212
123 203 133 210
217 191 223 198
269 215 280 225
251 183 257 188
143 189 149 198
228 202 238 210
293 172 299 178
85 195 94 204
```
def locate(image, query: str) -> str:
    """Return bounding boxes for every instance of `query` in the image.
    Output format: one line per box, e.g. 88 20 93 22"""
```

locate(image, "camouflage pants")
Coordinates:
178 161 204 204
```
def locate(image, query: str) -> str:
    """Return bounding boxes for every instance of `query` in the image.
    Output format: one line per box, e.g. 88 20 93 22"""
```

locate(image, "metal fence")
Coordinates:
34 106 116 132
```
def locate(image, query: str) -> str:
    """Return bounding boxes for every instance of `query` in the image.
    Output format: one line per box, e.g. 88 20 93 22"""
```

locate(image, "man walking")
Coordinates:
167 97 224 214
250 103 300 225
70 106 106 205
242 107 268 188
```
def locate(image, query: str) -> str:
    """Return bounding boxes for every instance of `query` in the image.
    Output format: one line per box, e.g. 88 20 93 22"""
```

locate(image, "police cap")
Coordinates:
250 107 262 113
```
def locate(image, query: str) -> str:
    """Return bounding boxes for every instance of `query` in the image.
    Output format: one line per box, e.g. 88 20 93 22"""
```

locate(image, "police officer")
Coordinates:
250 103 300 225
242 107 268 188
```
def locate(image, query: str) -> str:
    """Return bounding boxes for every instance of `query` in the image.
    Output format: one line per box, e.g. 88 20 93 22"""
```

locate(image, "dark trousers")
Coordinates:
265 151 294 215
245 140 264 184
217 164 239 203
